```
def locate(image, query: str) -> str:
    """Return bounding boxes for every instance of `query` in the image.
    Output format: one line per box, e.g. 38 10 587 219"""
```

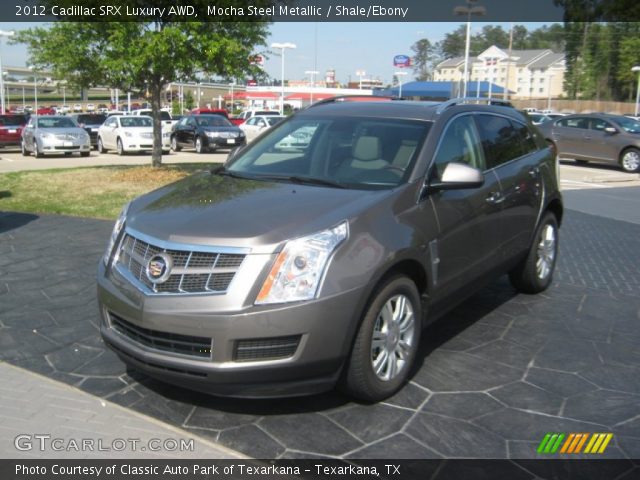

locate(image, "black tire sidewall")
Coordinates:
344 276 422 401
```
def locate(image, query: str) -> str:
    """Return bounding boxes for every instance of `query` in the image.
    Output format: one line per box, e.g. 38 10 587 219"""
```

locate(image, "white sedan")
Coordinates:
239 115 286 142
97 115 170 155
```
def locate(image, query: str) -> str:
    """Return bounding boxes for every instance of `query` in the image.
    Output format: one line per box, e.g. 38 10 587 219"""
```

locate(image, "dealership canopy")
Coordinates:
375 81 512 99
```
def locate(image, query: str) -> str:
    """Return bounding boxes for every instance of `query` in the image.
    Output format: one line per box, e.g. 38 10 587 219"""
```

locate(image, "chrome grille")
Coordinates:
139 132 153 139
115 233 245 294
55 132 82 140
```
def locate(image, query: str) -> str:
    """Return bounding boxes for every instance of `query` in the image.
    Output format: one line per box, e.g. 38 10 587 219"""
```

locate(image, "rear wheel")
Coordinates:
342 276 421 402
620 148 640 173
509 212 559 294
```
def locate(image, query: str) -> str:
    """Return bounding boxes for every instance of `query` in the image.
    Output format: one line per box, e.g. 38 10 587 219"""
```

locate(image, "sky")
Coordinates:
0 21 553 86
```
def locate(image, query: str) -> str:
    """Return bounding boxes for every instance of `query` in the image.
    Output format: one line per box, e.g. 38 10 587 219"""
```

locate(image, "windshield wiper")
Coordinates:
211 165 256 180
255 174 347 189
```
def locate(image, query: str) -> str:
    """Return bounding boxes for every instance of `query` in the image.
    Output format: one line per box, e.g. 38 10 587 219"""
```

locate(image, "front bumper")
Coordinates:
122 135 171 151
97 261 364 398
38 137 90 153
203 135 246 149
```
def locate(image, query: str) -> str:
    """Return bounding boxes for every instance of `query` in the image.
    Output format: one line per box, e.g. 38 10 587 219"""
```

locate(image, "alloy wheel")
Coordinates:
536 224 556 280
370 294 415 382
621 150 640 172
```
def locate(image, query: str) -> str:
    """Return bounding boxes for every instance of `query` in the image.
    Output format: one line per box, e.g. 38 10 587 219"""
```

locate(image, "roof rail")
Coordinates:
305 95 398 110
435 97 514 114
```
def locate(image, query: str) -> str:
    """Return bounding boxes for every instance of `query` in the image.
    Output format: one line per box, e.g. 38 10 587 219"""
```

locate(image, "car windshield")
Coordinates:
227 115 431 190
36 117 76 128
76 114 106 124
196 115 231 127
0 115 26 126
613 116 640 134
120 117 152 127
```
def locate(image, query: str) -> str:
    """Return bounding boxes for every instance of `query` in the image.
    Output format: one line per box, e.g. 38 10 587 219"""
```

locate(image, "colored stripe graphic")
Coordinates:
542 433 614 454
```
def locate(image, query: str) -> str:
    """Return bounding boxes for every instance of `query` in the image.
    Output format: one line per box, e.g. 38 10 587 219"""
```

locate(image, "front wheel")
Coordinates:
171 136 181 152
342 276 421 402
21 141 30 156
509 212 559 294
97 137 107 153
620 148 640 173
117 138 125 156
195 136 206 154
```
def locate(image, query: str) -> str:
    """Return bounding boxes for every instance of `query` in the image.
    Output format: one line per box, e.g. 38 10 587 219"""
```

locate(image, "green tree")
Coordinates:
411 38 440 81
617 37 640 100
14 1 271 166
440 25 468 58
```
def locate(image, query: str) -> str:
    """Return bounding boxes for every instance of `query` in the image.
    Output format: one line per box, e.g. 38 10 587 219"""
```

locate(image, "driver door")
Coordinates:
427 114 504 301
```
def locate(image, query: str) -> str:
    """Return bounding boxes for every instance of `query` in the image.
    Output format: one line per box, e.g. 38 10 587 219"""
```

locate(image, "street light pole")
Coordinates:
454 1 485 98
271 42 296 115
395 71 408 98
0 30 15 114
633 66 640 117
305 70 319 105
229 81 235 111
356 70 366 89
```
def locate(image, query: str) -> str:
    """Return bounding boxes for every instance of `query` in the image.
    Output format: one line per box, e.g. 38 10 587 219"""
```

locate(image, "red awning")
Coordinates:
284 93 336 101
224 91 280 100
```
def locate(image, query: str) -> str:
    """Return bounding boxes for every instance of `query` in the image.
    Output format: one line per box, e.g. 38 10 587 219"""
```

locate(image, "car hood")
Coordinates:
126 172 393 253
34 127 86 135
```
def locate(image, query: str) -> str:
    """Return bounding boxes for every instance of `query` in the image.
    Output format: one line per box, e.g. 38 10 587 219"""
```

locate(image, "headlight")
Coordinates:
206 131 221 137
102 202 130 266
37 132 52 139
255 222 348 305
124 131 133 137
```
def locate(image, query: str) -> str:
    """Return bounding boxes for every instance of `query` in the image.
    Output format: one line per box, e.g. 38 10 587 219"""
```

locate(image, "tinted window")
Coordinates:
36 117 77 128
512 121 538 156
613 116 640 133
0 115 27 126
556 117 589 129
196 115 231 127
474 114 522 169
76 114 106 125
433 115 485 177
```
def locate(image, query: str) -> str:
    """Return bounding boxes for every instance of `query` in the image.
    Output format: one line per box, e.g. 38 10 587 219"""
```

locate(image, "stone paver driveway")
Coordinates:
1 209 639 459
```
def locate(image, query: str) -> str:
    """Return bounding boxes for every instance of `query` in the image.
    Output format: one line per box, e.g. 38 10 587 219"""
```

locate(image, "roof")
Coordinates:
508 49 552 65
528 52 565 69
437 57 476 68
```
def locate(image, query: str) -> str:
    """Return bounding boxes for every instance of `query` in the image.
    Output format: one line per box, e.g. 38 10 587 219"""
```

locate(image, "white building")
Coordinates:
434 46 566 99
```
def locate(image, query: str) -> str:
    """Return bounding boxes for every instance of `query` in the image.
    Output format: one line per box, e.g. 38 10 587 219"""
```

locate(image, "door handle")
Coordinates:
486 192 505 205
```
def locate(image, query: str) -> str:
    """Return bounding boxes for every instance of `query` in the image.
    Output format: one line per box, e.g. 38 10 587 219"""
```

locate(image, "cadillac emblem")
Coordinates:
145 253 173 284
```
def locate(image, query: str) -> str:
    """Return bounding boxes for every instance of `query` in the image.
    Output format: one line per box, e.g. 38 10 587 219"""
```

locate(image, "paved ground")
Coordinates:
0 363 243 459
1 196 639 460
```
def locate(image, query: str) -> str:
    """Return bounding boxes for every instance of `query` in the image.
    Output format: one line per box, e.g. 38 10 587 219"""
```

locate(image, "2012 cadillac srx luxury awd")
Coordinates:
97 97 563 401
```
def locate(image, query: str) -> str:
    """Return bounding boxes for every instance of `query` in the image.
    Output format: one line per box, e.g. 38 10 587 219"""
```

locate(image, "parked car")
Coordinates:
97 115 170 155
170 114 246 153
73 103 82 112
236 109 281 122
60 105 70 114
21 115 91 157
239 114 286 142
69 113 107 148
0 114 28 148
545 113 567 120
132 109 176 131
98 97 562 401
86 103 96 112
36 107 56 116
538 113 640 172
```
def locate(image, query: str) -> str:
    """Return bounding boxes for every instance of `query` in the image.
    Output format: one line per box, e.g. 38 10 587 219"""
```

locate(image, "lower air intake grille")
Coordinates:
109 312 212 359
234 336 301 362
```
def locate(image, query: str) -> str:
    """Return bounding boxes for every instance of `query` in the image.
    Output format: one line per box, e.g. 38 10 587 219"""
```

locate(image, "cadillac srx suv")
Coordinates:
98 97 563 401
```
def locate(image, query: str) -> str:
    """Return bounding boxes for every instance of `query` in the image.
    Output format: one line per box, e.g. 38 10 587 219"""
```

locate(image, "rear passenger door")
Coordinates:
428 114 504 299
552 117 590 159
474 114 543 263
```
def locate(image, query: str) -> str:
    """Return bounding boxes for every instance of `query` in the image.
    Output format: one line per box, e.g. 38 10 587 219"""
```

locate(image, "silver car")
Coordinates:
98 98 562 401
21 116 91 157
538 113 640 172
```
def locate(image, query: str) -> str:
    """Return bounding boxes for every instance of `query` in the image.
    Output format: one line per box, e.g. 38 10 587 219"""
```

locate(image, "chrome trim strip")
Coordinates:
125 227 252 255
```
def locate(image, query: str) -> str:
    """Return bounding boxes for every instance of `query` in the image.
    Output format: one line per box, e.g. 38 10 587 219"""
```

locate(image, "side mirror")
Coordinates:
428 162 484 191
604 127 618 134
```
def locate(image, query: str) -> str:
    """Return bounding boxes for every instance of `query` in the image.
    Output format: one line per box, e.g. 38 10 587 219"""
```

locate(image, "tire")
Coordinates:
34 142 43 158
509 212 559 294
116 138 125 156
620 147 640 173
97 137 107 153
171 136 181 152
575 159 588 165
21 141 29 156
195 136 206 154
342 276 422 402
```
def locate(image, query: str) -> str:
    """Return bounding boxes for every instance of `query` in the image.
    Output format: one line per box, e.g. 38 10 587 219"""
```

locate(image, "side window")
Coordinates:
512 120 539 156
557 117 589 129
433 115 485 178
474 114 522 169
590 118 611 131
245 117 257 126
187 117 196 127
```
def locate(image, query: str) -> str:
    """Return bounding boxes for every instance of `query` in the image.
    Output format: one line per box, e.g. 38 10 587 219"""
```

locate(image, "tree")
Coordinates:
616 37 640 100
440 25 468 58
411 39 440 81
14 1 271 167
